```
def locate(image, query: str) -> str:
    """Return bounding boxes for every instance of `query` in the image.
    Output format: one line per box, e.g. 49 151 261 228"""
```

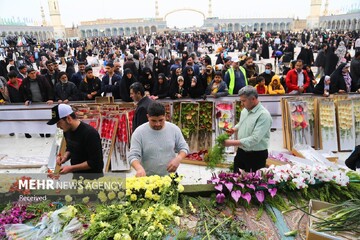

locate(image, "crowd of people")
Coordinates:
1 29 360 175
0 30 360 106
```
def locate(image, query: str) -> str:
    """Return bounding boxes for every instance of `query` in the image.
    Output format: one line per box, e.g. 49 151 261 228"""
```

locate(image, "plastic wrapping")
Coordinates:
5 206 82 240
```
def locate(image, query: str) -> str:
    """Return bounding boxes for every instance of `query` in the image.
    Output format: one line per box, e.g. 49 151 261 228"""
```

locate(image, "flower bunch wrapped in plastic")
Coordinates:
266 164 349 189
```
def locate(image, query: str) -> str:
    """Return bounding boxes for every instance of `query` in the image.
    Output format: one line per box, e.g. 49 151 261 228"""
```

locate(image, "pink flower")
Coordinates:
268 188 277 198
225 182 233 192
231 190 242 203
215 184 223 192
236 182 245 188
216 193 225 204
246 184 255 191
241 192 252 204
255 190 265 203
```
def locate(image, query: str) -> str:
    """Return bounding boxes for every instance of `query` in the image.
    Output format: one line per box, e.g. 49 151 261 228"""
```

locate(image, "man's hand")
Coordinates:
135 167 146 177
25 100 30 106
167 157 180 173
225 128 236 135
56 155 67 165
87 94 93 99
60 165 73 174
339 90 346 94
298 87 304 93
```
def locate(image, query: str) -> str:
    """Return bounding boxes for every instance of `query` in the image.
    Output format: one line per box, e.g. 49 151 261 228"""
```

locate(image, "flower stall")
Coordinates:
1 164 359 239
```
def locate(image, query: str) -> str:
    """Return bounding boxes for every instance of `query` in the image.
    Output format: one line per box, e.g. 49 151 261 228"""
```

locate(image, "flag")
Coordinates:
17 36 23 46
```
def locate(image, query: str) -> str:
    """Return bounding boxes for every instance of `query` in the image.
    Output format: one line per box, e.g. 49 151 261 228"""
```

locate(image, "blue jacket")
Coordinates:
70 71 85 89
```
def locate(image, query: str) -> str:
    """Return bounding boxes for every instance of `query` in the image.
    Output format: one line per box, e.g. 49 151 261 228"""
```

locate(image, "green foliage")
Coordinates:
204 133 229 170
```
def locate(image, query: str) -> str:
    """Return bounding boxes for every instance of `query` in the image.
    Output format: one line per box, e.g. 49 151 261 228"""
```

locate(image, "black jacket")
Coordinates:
21 75 54 102
132 96 153 132
330 63 357 93
119 68 136 102
101 73 121 99
54 82 79 101
7 79 24 103
345 145 360 170
79 77 102 100
70 71 85 88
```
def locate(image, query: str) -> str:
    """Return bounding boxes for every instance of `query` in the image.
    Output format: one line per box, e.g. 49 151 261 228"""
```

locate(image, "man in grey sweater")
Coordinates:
128 101 189 177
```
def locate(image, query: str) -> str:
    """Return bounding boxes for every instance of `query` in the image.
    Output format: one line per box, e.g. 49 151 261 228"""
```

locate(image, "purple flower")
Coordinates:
231 190 242 203
225 182 233 192
259 183 268 189
214 184 223 192
216 193 225 204
218 172 226 178
236 182 245 188
211 178 220 184
246 184 255 191
268 188 277 198
255 190 265 203
241 192 252 204
268 179 276 185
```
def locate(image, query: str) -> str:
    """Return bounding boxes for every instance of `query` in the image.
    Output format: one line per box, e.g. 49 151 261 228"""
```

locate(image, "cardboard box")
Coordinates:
95 96 114 104
306 199 359 240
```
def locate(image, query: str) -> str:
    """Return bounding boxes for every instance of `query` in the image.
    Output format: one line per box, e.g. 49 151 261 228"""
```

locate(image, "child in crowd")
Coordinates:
170 76 188 99
254 76 268 94
268 75 285 95
205 71 229 98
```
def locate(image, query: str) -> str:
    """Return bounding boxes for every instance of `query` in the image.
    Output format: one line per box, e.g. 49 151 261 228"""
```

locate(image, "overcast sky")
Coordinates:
0 0 358 28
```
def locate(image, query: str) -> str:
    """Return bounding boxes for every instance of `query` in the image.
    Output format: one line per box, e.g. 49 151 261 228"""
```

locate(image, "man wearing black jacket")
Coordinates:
101 62 121 99
130 82 153 132
79 66 102 100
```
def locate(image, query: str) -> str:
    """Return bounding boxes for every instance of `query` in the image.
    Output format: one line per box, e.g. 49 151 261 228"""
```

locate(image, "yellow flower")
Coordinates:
113 233 121 240
99 221 110 228
177 184 184 193
130 194 137 201
143 231 149 237
98 191 108 202
145 190 153 199
126 189 132 196
152 194 160 201
117 191 125 199
64 195 72 203
77 188 84 194
174 216 180 226
90 214 96 223
82 196 90 204
108 191 116 200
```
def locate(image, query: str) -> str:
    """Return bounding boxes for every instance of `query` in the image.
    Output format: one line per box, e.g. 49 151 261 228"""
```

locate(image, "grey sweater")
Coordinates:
128 121 189 176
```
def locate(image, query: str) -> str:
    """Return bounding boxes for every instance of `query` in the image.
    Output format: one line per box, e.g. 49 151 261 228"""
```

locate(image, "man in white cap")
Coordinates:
47 104 103 176
224 56 248 95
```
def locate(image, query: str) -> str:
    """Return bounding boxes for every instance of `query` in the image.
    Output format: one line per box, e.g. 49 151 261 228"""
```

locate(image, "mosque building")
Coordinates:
0 0 359 41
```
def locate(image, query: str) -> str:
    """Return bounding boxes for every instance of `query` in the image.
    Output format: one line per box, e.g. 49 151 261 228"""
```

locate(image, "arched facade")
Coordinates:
204 18 293 32
78 19 166 38
0 25 54 42
319 12 360 31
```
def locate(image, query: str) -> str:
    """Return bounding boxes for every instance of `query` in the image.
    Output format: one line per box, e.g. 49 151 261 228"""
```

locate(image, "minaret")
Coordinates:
307 0 322 29
323 0 329 16
41 5 47 26
155 0 159 18
208 0 212 18
48 0 65 39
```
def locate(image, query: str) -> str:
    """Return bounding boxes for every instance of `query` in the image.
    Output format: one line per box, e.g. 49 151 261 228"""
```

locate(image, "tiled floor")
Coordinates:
0 129 352 184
